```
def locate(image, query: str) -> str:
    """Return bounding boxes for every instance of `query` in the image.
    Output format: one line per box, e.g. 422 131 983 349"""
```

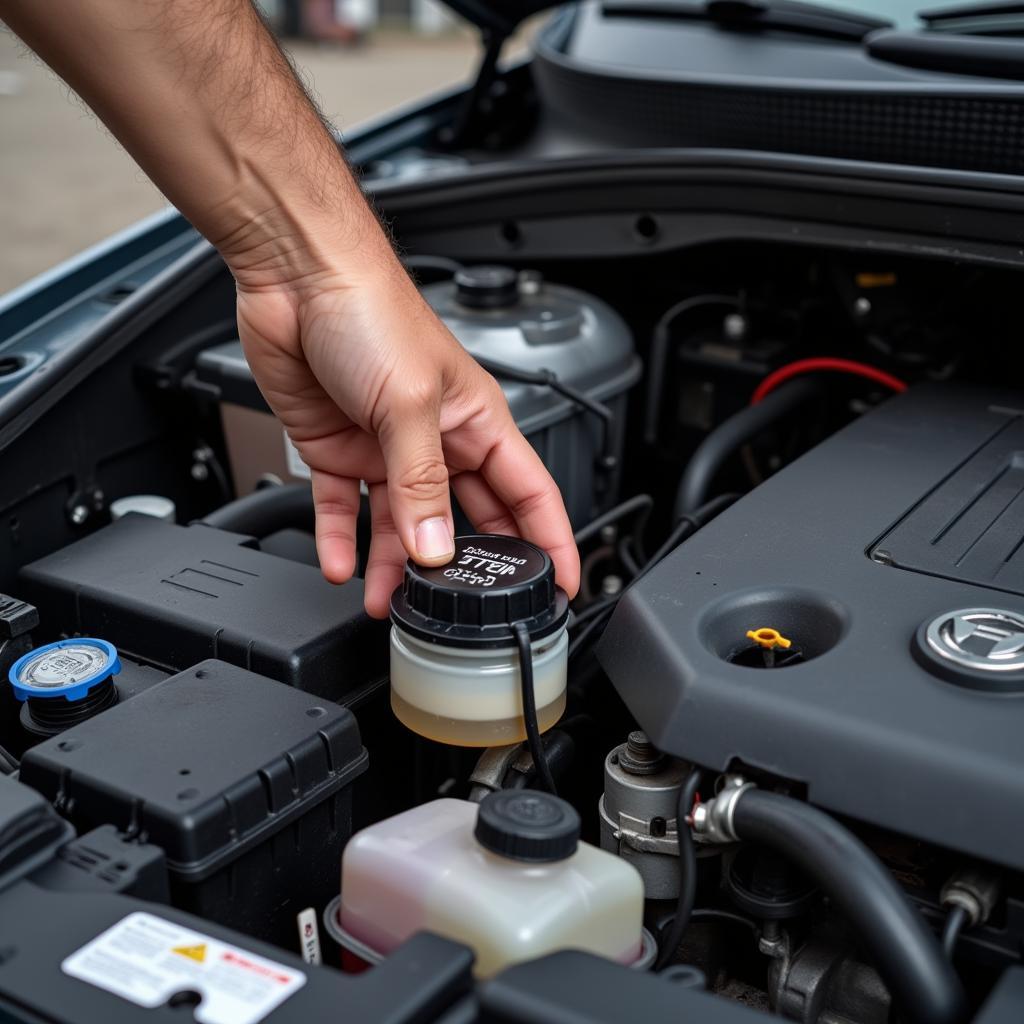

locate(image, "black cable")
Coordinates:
674 377 820 520
732 790 968 1024
654 767 702 970
646 493 740 569
570 596 619 632
655 906 759 941
617 538 641 578
568 605 616 663
644 294 740 444
513 622 557 796
573 494 653 549
477 356 617 470
941 904 969 959
568 494 739 663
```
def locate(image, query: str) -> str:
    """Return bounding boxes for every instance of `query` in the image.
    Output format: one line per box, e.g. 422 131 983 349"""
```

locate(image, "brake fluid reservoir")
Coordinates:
389 534 569 747
339 792 645 977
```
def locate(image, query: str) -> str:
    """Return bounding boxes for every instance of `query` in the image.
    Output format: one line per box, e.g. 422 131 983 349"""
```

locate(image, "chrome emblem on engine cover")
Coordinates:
925 608 1024 673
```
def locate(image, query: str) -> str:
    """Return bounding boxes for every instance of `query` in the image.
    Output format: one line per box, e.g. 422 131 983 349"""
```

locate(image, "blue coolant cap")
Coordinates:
8 638 120 703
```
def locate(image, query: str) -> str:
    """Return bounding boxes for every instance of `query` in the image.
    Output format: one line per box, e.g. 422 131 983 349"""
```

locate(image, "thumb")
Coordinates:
378 397 455 566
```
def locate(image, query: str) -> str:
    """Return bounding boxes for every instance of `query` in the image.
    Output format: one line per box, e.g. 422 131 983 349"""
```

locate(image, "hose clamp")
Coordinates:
692 775 755 844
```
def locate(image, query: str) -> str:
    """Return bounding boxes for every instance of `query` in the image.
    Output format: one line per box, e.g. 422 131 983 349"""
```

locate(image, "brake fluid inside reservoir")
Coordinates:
389 534 569 747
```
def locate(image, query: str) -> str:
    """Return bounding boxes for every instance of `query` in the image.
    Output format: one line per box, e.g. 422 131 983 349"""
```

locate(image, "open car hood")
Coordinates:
437 0 561 36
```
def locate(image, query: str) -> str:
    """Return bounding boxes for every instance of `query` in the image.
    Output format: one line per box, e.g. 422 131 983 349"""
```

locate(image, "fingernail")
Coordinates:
416 517 454 561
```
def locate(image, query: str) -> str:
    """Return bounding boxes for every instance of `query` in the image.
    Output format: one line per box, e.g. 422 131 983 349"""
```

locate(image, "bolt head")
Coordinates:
601 575 624 598
191 463 210 482
70 505 89 526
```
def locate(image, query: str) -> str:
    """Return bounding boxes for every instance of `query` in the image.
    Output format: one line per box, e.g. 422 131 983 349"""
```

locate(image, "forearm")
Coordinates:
1 0 390 288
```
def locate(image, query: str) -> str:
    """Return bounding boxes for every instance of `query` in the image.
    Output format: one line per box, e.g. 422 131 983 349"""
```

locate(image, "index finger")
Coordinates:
479 430 580 598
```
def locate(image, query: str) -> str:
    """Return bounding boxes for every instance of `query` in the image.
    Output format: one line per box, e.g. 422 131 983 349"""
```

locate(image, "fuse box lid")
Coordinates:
19 660 367 879
19 515 387 699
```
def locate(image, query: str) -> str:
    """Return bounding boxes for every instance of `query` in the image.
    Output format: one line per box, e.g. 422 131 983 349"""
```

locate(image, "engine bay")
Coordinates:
1 231 1024 1024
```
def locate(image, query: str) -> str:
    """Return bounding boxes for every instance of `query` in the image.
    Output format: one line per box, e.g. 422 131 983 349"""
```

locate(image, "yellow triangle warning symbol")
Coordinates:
172 944 207 963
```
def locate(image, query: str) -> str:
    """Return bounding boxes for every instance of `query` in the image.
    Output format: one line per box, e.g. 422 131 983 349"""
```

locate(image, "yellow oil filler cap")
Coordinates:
745 627 792 651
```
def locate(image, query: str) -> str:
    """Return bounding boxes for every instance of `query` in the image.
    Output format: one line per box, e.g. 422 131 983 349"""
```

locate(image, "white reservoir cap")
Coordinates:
109 494 176 523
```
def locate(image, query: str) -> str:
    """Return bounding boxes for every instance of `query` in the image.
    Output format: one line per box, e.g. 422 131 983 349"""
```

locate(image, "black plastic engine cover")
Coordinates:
598 384 1024 868
19 515 387 700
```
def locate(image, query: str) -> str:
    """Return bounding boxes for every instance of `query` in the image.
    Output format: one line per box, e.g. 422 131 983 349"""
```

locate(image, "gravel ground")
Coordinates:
0 27 479 293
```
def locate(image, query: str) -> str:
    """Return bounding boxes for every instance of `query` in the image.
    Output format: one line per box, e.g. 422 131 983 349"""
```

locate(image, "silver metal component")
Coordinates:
600 575 624 598
599 736 689 898
854 296 872 317
518 270 543 296
941 866 1002 928
691 775 755 844
109 495 176 523
69 504 89 526
599 524 618 546
925 608 1024 674
759 920 790 961
15 642 111 689
191 445 215 482
722 312 749 343
467 744 523 802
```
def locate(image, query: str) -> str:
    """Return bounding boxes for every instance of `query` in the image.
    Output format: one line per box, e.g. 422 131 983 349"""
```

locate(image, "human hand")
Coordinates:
235 256 581 618
0 0 579 619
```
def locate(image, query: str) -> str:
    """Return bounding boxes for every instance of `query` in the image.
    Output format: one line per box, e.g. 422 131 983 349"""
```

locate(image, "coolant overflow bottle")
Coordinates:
388 534 569 747
338 793 645 976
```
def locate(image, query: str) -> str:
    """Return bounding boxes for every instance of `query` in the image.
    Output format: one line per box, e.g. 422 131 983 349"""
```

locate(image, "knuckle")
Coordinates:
316 527 357 548
314 497 359 520
475 513 517 535
509 489 548 521
395 454 449 499
479 375 509 412
388 377 439 417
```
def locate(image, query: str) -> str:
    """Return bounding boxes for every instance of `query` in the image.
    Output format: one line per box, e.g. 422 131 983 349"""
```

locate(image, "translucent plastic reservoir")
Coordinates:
339 798 645 977
388 534 571 747
389 627 567 747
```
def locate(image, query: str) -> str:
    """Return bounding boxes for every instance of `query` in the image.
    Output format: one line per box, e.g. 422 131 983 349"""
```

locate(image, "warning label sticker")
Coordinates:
62 913 306 1024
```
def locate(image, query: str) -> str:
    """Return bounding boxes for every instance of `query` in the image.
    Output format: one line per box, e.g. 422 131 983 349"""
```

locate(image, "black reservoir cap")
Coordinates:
389 534 568 649
475 790 580 863
454 265 519 309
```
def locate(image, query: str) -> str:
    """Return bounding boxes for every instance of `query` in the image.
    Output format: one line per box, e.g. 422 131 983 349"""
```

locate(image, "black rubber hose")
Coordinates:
732 791 968 1024
198 483 314 537
674 377 820 520
644 294 739 444
941 904 969 959
654 767 702 971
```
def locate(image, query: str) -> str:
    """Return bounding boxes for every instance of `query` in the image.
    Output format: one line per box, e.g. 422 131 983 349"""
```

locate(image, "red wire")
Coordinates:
750 357 908 405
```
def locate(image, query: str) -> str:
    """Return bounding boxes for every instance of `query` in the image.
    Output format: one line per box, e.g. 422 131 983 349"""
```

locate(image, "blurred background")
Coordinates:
0 2 482 293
